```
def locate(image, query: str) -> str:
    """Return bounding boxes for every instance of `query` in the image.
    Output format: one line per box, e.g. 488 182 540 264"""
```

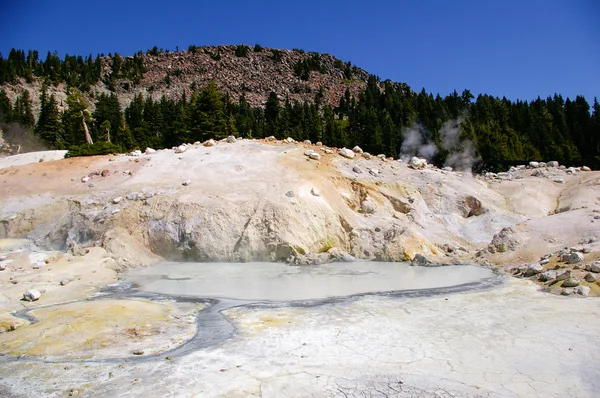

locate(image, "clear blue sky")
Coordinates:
1 0 598 102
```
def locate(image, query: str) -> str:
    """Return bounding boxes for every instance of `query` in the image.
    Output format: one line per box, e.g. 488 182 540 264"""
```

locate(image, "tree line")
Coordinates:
0 57 598 165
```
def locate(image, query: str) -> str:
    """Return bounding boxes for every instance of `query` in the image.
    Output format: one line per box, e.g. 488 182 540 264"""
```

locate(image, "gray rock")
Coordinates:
553 178 565 184
182 179 192 186
352 146 363 154
315 141 322 146
0 259 13 270
126 193 139 201
265 136 276 141
538 270 556 282
585 262 600 273
574 286 590 296
561 278 580 288
352 166 363 174
411 254 438 267
203 139 216 147
112 196 122 204
129 150 142 157
568 252 584 264
555 269 571 281
285 137 295 143
339 148 355 159
540 258 550 265
174 144 188 154
226 135 237 143
547 161 559 167
361 200 376 214
324 149 333 154
60 279 71 286
309 152 321 160
584 273 597 283
524 263 544 277
303 140 312 145
23 289 42 301
363 152 371 159
409 157 427 170
81 176 90 183
561 289 573 296
377 154 386 160
144 192 154 199
529 161 539 168
144 147 156 154
582 166 591 171
311 188 321 197
285 191 295 198
442 166 453 171
368 168 379 176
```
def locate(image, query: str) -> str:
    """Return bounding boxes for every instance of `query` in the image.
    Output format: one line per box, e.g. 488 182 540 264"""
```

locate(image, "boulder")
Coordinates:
538 270 556 282
555 269 571 281
203 139 216 147
126 193 139 201
112 197 122 204
265 136 276 141
352 166 363 174
524 263 544 277
547 161 559 167
23 289 42 301
339 148 355 159
568 252 584 264
561 278 580 288
585 262 600 273
529 161 539 168
174 144 188 154
285 137 295 143
561 289 573 296
409 157 427 170
145 147 156 154
315 141 322 146
303 140 312 145
309 152 320 160
574 286 590 296
352 146 363 154
363 152 371 160
144 192 154 199
584 273 597 283
327 248 356 262
411 254 433 267
304 150 315 157
377 154 386 160
226 135 237 143
361 200 376 214
582 166 591 171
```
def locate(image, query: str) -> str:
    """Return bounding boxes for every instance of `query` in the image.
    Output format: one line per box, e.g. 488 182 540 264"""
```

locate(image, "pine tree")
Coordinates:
65 87 93 145
34 91 62 146
189 82 227 141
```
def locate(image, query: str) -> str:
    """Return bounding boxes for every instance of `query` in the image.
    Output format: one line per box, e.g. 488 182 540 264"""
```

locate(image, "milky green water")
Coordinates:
126 261 497 301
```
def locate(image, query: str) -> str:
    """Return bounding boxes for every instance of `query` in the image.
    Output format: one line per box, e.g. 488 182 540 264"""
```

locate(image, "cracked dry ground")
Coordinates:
1 280 599 397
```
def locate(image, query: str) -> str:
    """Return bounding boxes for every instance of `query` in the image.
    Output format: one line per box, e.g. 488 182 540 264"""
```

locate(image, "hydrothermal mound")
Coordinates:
0 138 599 397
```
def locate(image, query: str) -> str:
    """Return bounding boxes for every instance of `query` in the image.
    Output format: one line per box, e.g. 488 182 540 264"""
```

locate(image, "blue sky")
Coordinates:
1 0 598 102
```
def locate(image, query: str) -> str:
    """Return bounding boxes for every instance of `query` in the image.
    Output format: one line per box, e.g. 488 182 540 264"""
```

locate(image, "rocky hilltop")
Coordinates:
0 45 371 116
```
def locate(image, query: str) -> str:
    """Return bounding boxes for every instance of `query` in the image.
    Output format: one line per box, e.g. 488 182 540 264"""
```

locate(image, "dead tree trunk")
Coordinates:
81 114 93 145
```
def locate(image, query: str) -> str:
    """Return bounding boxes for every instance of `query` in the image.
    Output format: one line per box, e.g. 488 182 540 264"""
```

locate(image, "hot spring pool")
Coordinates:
125 261 498 301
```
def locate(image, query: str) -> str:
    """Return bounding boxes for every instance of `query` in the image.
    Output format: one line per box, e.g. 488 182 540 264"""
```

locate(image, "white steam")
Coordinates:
400 118 479 171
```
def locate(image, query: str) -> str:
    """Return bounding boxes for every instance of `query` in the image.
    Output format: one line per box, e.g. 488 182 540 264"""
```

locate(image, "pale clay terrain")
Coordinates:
0 138 599 397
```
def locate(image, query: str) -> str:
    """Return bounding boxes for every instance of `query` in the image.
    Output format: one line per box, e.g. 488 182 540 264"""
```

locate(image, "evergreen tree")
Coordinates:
189 82 227 141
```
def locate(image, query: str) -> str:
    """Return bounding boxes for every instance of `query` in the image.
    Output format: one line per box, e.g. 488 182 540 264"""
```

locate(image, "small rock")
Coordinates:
182 179 192 186
538 270 556 282
81 176 90 183
524 263 544 277
23 289 42 301
112 197 122 204
129 150 142 157
585 262 600 273
309 152 321 160
547 161 559 168
111 209 120 215
145 147 156 154
561 278 580 288
338 148 355 159
568 252 584 264
311 188 321 196
303 140 312 145
377 154 386 160
285 137 295 143
442 166 453 171
144 192 154 199
582 166 591 171
174 144 188 154
285 191 295 198
553 178 565 184
132 350 144 356
60 279 71 286
363 152 371 160
324 149 333 154
368 168 379 176
561 289 573 296
352 166 363 174
574 286 590 296
315 142 322 146
555 269 571 281
203 139 216 147
101 169 110 177
226 135 237 143
361 200 376 214
584 273 597 283
411 254 432 267
265 136 276 141
352 146 363 154
409 157 427 170
0 259 13 270
539 258 550 265
529 161 539 168
126 193 139 201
